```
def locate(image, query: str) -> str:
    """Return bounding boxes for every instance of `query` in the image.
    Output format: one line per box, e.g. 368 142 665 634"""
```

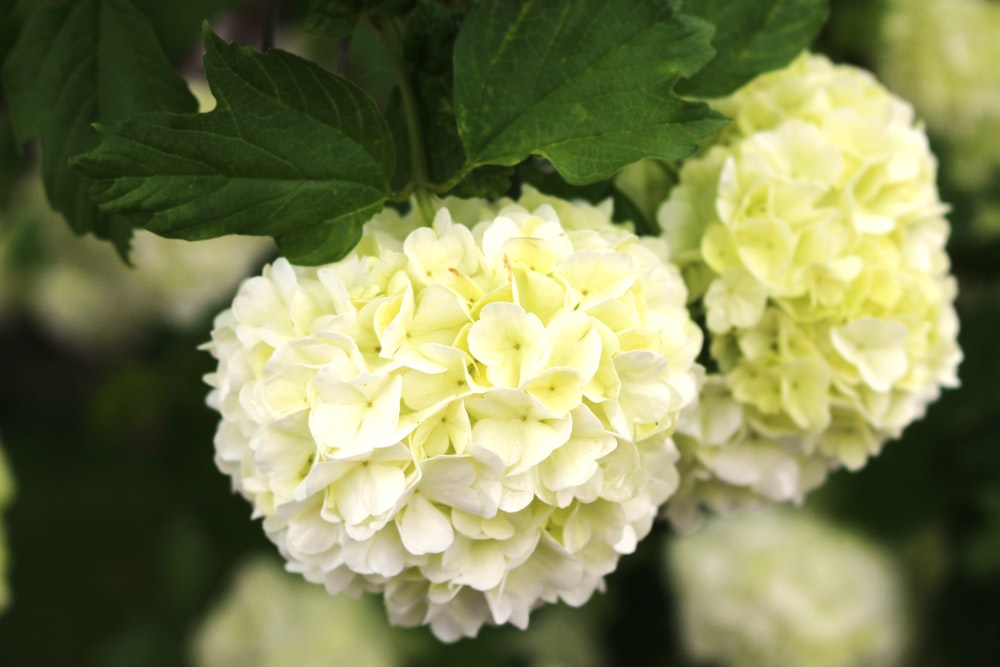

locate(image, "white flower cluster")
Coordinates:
880 0 1000 190
205 189 702 640
660 53 961 525
192 556 400 667
0 438 14 613
667 509 908 667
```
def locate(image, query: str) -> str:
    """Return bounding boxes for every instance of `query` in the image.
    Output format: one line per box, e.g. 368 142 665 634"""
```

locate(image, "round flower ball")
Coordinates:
205 189 702 641
667 509 908 667
659 52 961 525
192 556 400 667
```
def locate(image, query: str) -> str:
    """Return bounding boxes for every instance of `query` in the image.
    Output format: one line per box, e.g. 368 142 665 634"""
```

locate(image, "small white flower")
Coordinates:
206 188 702 640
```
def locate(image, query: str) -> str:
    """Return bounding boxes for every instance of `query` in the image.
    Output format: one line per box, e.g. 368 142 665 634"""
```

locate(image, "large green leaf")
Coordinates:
73 27 395 266
677 0 829 97
2 0 197 254
452 0 726 185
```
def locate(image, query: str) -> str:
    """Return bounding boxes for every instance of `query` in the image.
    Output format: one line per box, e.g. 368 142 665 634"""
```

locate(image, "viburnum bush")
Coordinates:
0 0 962 649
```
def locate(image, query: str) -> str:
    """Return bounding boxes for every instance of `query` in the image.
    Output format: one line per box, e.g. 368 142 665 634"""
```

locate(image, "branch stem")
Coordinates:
381 17 435 223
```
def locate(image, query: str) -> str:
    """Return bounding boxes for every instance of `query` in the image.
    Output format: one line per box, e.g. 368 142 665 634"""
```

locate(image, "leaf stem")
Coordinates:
381 16 435 223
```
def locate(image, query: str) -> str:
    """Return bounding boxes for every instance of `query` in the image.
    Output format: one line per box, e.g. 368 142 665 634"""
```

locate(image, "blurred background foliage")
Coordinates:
0 0 998 665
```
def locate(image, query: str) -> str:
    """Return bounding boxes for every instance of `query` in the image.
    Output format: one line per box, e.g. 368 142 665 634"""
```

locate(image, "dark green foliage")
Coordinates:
2 0 197 257
74 27 395 265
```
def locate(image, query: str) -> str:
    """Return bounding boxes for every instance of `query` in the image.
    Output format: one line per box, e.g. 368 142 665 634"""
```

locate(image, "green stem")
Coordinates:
387 161 475 202
381 17 436 223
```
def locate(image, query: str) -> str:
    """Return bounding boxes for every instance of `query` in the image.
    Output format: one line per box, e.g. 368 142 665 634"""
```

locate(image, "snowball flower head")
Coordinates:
191 556 400 667
205 189 702 640
660 53 961 524
0 439 14 613
668 509 908 667
879 0 1000 189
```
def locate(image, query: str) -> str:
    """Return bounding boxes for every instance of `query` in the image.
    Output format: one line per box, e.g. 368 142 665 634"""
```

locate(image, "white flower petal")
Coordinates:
397 493 455 555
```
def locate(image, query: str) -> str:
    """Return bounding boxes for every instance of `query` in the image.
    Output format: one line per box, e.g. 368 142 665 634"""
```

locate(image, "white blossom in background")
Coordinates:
0 438 14 613
667 509 908 667
659 53 961 527
26 217 273 349
191 556 400 667
879 0 1000 190
205 188 703 641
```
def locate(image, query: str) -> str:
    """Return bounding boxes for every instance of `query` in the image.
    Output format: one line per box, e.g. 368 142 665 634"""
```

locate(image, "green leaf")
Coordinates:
677 0 829 97
2 0 197 256
73 27 394 266
453 0 726 185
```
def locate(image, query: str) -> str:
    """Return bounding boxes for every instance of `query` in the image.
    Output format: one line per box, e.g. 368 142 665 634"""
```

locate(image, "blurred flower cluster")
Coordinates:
0 172 273 350
879 0 1000 191
192 556 401 667
668 508 908 667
